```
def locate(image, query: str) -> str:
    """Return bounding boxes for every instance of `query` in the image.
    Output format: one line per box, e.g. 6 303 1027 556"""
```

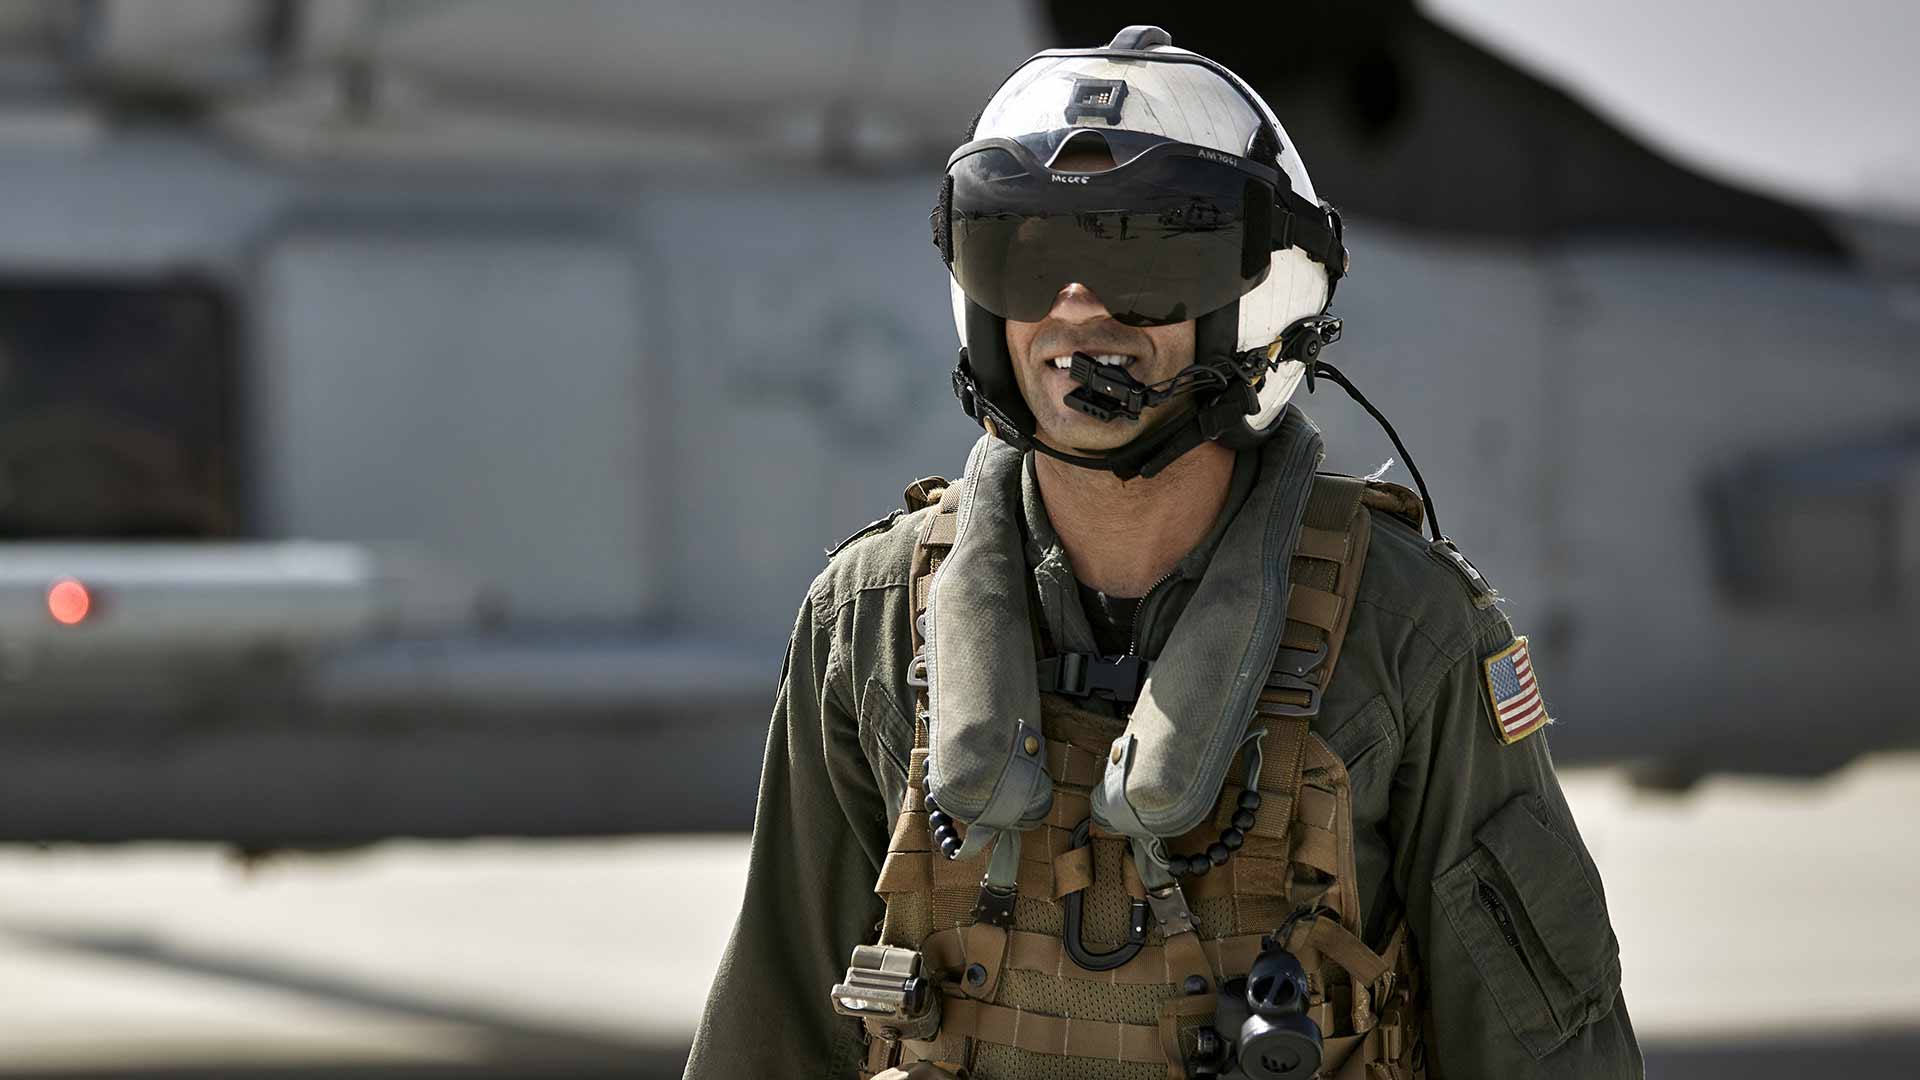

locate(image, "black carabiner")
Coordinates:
1062 817 1151 972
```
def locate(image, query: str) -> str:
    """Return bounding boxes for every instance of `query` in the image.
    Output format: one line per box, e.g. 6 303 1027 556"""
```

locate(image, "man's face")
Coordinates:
1005 286 1197 453
1002 141 1196 452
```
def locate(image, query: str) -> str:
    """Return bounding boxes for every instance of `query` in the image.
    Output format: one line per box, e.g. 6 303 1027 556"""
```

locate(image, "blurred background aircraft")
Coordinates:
0 0 1915 1076
1 0 1914 846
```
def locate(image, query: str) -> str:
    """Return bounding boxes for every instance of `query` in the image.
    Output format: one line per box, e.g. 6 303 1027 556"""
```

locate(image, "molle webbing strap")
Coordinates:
924 927 1269 986
937 997 1166 1064
898 481 959 776
924 508 959 552
878 845 1058 896
1267 474 1375 712
1282 915 1392 988
909 479 961 644
889 474 953 900
1285 585 1344 632
1292 525 1352 563
1043 740 1107 788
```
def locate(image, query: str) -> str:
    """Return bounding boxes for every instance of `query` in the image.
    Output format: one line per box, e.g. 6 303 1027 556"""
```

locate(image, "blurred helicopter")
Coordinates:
0 0 1913 846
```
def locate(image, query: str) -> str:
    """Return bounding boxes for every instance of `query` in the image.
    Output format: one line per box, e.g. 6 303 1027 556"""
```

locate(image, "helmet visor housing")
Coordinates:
945 133 1277 327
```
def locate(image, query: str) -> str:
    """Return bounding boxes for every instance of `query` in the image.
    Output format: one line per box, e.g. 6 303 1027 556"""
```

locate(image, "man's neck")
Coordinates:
1034 440 1235 597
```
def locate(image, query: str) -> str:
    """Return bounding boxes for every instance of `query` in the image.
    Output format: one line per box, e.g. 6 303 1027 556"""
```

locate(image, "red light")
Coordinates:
47 579 91 625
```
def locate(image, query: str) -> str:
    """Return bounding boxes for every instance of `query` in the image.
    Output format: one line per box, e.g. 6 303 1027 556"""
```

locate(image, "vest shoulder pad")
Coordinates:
1358 478 1424 533
902 475 950 513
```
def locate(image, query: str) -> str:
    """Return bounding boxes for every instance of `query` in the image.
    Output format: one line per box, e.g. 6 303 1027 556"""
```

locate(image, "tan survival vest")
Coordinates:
859 472 1427 1080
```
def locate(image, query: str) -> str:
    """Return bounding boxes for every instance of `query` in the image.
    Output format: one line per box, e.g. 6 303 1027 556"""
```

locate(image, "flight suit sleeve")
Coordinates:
683 574 892 1080
1388 606 1644 1079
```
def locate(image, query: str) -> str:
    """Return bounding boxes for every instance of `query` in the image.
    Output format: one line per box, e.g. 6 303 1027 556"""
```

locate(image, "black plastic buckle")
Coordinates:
1258 641 1328 718
1038 654 1149 703
1087 656 1149 701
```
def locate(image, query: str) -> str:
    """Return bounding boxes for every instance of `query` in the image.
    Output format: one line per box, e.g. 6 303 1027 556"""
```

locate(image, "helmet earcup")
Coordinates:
962 298 1038 443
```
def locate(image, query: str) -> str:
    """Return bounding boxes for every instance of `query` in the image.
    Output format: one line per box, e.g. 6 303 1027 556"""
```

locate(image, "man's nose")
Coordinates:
1046 282 1114 323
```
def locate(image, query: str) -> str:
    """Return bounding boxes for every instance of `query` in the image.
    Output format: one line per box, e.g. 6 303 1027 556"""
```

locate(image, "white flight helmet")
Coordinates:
937 25 1348 479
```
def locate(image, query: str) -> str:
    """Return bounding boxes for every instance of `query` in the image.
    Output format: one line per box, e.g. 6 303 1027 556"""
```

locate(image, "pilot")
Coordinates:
684 26 1642 1080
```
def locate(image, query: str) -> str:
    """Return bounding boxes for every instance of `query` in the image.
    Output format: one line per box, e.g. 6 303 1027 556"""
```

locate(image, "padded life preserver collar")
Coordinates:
923 406 1326 842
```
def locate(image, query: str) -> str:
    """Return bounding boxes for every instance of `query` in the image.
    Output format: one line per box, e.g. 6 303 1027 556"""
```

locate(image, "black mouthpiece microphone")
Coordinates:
1063 352 1230 422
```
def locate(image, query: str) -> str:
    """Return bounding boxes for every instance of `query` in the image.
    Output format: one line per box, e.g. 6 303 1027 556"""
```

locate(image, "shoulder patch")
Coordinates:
1482 635 1551 745
824 508 904 557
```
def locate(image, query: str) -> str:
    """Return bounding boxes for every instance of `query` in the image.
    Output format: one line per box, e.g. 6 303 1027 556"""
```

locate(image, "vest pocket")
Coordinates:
1434 794 1621 1060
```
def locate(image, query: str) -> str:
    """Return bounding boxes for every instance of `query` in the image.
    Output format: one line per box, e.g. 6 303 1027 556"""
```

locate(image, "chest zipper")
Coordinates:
1125 569 1180 658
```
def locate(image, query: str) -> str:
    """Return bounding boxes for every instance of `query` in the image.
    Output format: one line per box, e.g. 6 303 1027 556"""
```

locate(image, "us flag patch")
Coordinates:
1481 636 1551 744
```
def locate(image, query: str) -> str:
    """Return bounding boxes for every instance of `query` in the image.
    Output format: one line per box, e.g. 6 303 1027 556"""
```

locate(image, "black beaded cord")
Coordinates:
924 763 963 860
1167 731 1267 878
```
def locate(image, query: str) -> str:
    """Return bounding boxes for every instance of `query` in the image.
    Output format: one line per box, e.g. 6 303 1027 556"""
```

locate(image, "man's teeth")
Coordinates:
1050 353 1134 369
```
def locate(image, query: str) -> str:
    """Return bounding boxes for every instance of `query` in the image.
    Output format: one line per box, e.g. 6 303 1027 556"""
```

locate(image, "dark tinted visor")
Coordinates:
946 134 1277 327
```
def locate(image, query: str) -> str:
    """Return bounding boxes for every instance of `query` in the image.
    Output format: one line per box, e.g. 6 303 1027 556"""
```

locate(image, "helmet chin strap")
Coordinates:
1028 385 1255 481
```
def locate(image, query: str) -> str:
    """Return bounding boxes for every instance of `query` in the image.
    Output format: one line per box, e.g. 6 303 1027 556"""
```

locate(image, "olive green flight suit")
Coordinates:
684 424 1644 1079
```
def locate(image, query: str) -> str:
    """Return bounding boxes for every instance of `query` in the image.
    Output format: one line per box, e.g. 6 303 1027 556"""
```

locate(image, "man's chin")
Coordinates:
1033 414 1149 455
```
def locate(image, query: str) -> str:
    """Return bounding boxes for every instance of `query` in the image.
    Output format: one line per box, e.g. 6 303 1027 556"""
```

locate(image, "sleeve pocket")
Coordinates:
1433 794 1622 1060
859 675 913 815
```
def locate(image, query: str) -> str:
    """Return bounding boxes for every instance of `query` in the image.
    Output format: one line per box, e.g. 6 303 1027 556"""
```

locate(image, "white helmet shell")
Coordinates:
949 39 1333 432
